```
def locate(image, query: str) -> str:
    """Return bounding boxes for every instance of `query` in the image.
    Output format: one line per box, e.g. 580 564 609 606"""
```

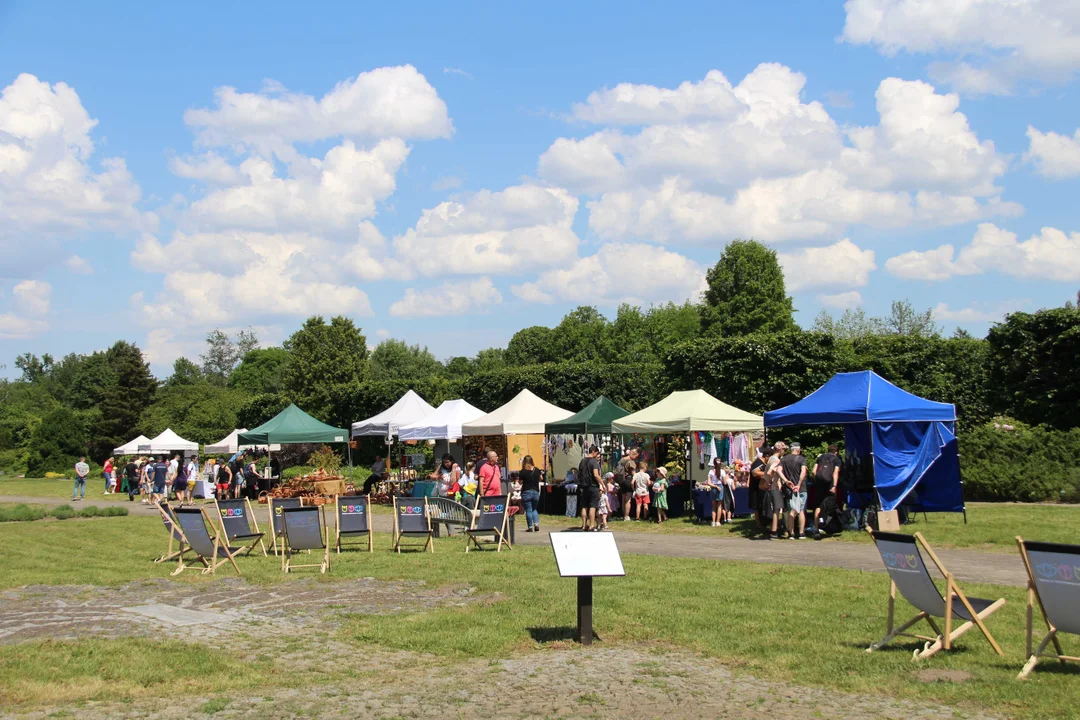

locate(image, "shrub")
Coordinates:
77 505 102 518
960 419 1080 502
49 505 75 520
0 504 47 522
100 505 128 517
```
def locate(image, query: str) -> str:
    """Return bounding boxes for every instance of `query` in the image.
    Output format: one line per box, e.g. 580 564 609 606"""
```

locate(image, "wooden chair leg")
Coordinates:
868 612 928 652
1019 630 1058 679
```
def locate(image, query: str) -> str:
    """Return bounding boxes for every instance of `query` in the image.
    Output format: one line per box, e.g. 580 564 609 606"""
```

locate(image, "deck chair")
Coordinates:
335 494 373 553
392 496 433 553
281 505 330 573
867 530 1005 660
465 495 511 553
153 501 189 564
171 507 241 576
214 497 267 557
268 497 302 556
1016 537 1080 679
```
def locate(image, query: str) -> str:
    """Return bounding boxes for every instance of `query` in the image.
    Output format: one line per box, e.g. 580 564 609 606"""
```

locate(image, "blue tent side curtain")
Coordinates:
845 421 964 513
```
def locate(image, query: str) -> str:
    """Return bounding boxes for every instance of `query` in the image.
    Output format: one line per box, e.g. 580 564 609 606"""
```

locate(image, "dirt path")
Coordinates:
0 494 1028 586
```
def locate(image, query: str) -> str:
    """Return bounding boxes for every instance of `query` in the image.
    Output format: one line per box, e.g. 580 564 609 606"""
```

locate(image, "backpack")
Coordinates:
577 457 593 488
815 453 840 486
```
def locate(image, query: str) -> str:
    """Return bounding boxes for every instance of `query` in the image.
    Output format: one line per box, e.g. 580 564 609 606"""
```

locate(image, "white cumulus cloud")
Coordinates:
885 223 1080 281
841 0 1080 94
818 291 863 309
65 254 93 275
389 277 503 318
779 239 877 292
511 242 707 307
1026 126 1080 180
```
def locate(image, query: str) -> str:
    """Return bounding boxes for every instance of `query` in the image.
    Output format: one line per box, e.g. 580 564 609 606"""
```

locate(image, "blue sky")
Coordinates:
1 0 1078 376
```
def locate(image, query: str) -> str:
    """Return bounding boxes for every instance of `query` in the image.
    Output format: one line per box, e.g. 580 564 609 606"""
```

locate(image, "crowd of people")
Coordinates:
80 449 279 507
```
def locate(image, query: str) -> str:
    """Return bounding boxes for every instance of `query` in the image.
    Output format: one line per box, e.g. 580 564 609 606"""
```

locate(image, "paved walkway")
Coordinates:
0 494 1028 587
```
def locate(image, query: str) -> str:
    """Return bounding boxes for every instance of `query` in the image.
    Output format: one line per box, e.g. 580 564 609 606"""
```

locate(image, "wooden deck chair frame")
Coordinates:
171 506 242 576
335 494 374 553
280 505 330 573
268 497 302 556
153 501 190 564
1016 536 1080 679
465 495 511 553
214 496 267 557
392 496 433 554
867 530 1005 660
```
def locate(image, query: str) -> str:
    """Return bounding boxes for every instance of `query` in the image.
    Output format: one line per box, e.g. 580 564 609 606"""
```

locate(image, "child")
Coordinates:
632 461 652 521
460 461 477 508
653 467 669 524
597 479 611 530
604 472 619 524
510 471 523 511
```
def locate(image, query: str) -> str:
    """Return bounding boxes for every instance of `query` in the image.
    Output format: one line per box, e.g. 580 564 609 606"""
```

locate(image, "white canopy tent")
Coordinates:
204 428 280 455
397 399 486 441
141 428 199 455
611 390 763 434
462 389 573 436
112 434 150 456
351 389 436 438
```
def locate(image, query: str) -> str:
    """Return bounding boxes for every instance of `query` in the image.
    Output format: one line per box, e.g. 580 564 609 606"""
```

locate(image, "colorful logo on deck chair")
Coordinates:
481 503 505 514
220 507 244 519
340 503 366 515
882 552 920 570
399 504 424 515
1035 563 1080 582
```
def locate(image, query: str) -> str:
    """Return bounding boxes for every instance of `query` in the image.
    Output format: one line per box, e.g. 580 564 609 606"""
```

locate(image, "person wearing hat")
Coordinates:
781 442 808 539
652 466 669 524
766 442 786 538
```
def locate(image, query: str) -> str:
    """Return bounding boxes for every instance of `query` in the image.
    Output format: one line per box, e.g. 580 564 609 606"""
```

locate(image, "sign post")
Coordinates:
549 532 625 646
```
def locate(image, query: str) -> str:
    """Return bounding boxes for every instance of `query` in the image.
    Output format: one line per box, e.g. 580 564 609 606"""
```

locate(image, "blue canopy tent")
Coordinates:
763 371 964 516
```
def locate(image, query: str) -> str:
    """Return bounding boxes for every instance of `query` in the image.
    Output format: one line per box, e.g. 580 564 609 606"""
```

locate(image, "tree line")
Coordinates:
2 240 1078 501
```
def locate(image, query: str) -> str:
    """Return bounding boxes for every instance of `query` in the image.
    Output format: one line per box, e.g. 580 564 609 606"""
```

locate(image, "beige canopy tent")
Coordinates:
113 434 150 456
462 389 573 474
141 428 199 455
204 428 280 455
611 390 763 434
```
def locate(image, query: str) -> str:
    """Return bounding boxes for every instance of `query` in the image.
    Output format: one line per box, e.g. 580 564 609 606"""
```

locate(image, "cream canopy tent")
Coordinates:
611 390 764 434
142 428 199 454
204 429 280 455
397 399 486 441
112 435 150 456
351 390 436 438
462 389 573 436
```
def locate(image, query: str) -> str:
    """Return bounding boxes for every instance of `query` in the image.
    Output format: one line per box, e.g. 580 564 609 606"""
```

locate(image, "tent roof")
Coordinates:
351 389 435 437
462 389 573 436
146 428 199 453
546 395 630 434
611 390 763 434
397 399 487 441
204 428 281 455
113 434 150 456
238 404 348 445
763 370 956 427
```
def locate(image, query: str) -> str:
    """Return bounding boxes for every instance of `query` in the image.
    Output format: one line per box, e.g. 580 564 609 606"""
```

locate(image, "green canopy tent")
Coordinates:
237 404 349 445
545 395 630 435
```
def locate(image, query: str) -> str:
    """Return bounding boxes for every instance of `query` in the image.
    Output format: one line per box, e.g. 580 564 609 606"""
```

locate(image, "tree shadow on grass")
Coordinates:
528 626 578 643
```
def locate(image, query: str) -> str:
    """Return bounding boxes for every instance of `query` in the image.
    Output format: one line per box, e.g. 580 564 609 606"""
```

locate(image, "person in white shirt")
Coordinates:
73 456 89 501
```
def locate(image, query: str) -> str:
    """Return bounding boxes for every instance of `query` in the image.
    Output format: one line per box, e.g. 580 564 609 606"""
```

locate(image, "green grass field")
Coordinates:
0 515 1077 717
0 476 131 502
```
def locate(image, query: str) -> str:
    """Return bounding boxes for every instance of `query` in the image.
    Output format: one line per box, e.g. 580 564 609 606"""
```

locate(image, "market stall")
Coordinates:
612 390 764 519
112 434 150 456
462 389 573 482
204 428 280 455
397 399 486 466
141 428 199 456
763 370 964 516
238 404 350 502
350 390 435 438
542 396 630 516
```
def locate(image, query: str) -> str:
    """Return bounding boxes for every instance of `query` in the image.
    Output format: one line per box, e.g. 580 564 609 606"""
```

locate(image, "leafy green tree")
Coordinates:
15 353 53 383
165 358 204 388
140 383 248 445
66 352 117 410
443 356 473 377
236 392 292 430
701 239 796 337
884 300 940 337
812 308 886 339
229 347 289 394
642 302 701 355
283 316 367 419
952 327 974 339
27 407 88 475
367 339 442 382
505 326 556 365
201 328 259 385
471 348 507 373
550 306 613 361
96 341 156 461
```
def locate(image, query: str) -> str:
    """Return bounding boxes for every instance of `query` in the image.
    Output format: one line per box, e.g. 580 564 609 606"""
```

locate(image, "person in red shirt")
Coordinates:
479 450 502 496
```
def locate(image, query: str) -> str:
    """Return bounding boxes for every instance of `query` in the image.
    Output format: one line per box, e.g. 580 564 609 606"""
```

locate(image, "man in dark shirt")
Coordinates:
749 452 767 531
811 444 842 536
151 456 169 504
125 459 138 501
780 442 808 539
577 445 603 532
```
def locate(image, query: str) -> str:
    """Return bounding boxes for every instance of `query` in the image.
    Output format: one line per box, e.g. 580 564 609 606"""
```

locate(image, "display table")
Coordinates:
539 484 569 516
193 479 215 499
666 482 690 519
733 486 750 517
412 480 437 498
